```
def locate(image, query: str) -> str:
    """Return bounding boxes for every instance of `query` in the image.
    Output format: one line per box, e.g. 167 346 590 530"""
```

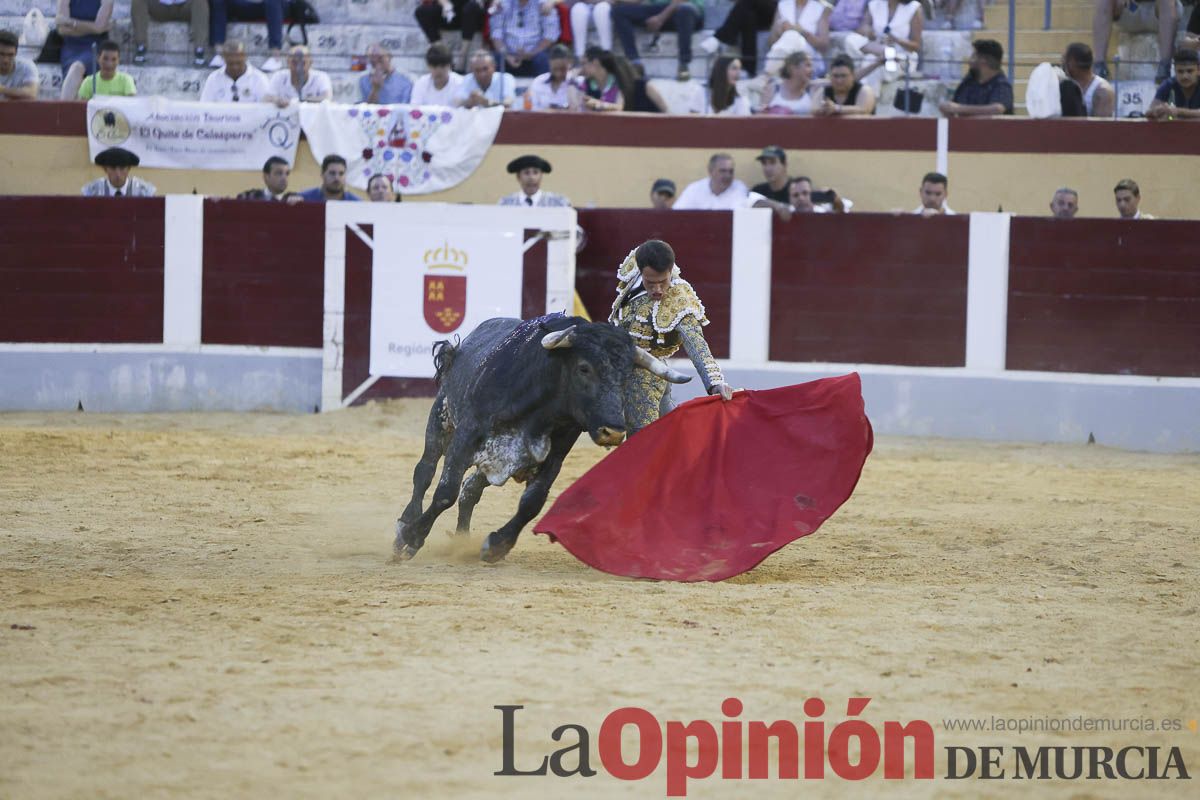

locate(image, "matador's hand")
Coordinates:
710 382 734 401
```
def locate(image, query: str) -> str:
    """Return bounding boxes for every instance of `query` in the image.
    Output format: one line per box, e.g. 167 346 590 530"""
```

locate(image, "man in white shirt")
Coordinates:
81 147 157 197
410 42 465 106
1114 178 1154 219
200 41 270 103
912 172 955 216
265 45 332 107
672 153 749 210
454 49 516 108
524 44 574 110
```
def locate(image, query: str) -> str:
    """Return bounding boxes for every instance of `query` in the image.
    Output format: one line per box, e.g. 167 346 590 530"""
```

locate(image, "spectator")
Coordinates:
691 56 751 114
571 0 614 60
299 155 361 202
939 38 1013 117
828 0 868 32
455 49 517 107
814 53 876 114
499 154 572 206
764 0 833 78
1062 42 1114 118
913 171 954 215
931 0 982 30
416 0 486 71
265 45 332 106
750 145 790 202
673 152 750 210
360 44 413 104
412 43 465 106
697 0 776 76
844 0 923 83
1146 47 1200 120
200 41 270 103
759 50 815 114
1114 178 1153 218
1092 0 1179 83
368 174 402 202
78 40 136 99
1049 187 1079 219
0 30 38 101
82 147 156 197
525 44 574 109
572 46 634 110
650 177 676 208
57 0 114 100
797 175 849 212
210 0 284 71
237 156 301 201
491 0 561 77
627 61 669 111
131 0 208 66
612 0 703 81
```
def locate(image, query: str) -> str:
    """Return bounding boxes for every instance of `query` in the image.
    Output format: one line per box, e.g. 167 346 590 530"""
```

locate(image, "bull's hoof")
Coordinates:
480 533 515 564
391 542 420 563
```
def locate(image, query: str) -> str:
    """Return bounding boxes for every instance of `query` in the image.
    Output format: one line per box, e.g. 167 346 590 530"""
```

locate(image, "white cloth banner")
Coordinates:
300 104 504 194
370 221 523 377
86 96 301 170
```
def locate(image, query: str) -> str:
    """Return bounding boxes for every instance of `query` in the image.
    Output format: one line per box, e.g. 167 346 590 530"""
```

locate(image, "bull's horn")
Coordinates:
541 326 577 350
634 347 692 384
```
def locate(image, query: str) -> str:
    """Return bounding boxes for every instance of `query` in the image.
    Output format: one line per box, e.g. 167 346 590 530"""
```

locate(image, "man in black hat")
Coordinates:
498 154 571 207
82 148 157 197
650 178 676 209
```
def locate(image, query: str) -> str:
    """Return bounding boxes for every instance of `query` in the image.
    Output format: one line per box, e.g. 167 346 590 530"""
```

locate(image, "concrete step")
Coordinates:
983 4 1094 30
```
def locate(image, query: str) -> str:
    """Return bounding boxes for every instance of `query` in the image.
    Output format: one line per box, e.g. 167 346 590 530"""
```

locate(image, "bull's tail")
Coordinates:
432 336 460 386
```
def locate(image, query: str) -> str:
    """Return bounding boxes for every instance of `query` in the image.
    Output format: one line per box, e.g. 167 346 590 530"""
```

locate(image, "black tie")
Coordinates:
525 196 533 206
114 189 123 196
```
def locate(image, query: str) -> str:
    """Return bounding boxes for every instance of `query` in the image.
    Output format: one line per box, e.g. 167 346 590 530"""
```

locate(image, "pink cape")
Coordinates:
533 374 873 581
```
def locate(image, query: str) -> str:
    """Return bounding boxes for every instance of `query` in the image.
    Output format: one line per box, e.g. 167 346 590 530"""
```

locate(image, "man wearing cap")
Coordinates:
650 178 676 209
82 148 157 197
750 146 790 203
498 154 571 207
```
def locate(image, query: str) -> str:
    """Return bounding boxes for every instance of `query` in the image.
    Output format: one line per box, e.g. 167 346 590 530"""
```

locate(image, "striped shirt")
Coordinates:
489 0 561 54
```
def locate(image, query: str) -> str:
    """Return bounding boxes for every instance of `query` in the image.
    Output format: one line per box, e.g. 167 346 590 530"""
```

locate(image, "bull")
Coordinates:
393 314 691 563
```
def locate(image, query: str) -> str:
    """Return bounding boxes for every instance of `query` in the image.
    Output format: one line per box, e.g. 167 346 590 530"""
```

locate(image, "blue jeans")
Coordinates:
210 0 284 50
492 49 551 77
612 3 698 66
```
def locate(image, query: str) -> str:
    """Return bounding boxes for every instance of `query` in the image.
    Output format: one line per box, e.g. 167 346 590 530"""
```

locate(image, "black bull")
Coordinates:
393 315 690 563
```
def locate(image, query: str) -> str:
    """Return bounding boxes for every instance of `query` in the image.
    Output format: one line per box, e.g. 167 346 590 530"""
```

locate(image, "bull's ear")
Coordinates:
541 326 577 350
634 346 692 384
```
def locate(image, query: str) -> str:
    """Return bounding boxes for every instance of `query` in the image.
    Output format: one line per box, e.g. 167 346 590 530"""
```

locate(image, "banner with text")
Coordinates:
300 104 504 193
369 222 523 377
86 96 301 170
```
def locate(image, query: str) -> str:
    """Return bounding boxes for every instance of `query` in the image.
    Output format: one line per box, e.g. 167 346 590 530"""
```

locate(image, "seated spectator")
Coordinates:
844 0 922 83
238 156 301 201
210 0 283 71
572 46 634 111
750 145 791 202
1062 42 1114 118
412 44 466 105
416 0 486 70
939 38 1013 117
131 0 208 66
455 49 517 107
650 177 676 208
690 56 751 114
758 50 815 114
673 152 750 210
491 0 561 77
814 53 876 114
1050 187 1079 219
698 0 777 76
913 171 954 215
265 45 332 106
499 154 571 206
627 61 669 111
58 0 114 100
1113 178 1153 218
78 40 136 99
299 155 361 202
931 0 982 30
571 0 615 60
612 0 703 81
797 175 849 212
200 41 270 103
764 0 833 78
1092 0 1179 83
82 147 156 197
526 44 575 109
0 30 38 101
360 44 413 104
1146 47 1200 120
368 174 402 202
828 0 868 32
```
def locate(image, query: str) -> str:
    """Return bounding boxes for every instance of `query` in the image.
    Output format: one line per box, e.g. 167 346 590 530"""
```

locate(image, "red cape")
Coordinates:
533 374 873 581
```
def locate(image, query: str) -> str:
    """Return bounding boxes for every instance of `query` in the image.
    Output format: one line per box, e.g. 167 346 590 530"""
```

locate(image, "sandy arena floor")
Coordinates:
1 400 1197 799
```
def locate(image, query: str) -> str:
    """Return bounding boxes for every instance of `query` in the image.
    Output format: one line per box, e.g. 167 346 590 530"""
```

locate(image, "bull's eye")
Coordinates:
578 363 592 376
